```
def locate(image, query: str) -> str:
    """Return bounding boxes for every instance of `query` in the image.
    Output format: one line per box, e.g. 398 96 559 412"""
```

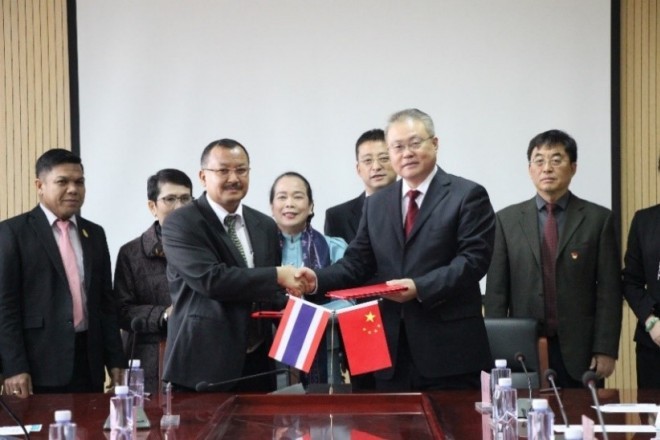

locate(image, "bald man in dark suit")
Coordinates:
300 109 495 391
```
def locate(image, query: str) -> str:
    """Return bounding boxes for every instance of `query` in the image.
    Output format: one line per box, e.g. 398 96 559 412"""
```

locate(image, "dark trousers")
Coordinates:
636 342 660 389
375 322 481 392
33 331 98 394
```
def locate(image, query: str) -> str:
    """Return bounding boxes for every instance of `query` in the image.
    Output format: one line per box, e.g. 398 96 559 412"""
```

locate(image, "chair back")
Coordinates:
484 318 540 389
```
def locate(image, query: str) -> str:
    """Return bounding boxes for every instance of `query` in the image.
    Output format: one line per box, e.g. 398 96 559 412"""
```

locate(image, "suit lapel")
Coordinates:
386 181 405 248
406 168 450 243
557 195 585 256
76 217 93 291
28 206 69 283
196 194 247 268
519 198 542 267
243 207 266 267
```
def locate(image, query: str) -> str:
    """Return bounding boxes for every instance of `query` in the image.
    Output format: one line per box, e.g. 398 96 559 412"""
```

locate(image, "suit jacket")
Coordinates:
161 193 286 390
324 193 365 244
0 206 125 389
316 167 495 379
623 204 660 350
484 194 623 380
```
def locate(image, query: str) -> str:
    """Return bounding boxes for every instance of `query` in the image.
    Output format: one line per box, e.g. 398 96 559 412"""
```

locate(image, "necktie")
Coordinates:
56 220 84 327
404 190 421 238
541 203 558 336
224 214 261 351
224 214 247 265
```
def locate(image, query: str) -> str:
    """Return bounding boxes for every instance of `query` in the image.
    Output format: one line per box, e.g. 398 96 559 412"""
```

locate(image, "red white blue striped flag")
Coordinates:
268 296 330 372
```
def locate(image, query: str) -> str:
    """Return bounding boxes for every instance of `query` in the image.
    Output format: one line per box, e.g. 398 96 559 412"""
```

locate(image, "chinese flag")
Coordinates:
336 300 391 375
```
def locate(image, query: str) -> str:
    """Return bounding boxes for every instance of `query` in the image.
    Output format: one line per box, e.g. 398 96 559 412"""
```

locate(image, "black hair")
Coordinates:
200 139 250 166
355 129 385 160
147 169 193 201
527 129 578 163
35 148 83 178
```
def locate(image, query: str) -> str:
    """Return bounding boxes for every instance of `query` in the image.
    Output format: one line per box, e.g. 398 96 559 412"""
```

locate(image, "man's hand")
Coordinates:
3 373 32 398
105 367 124 393
383 279 417 303
277 266 316 297
589 354 616 379
646 316 660 347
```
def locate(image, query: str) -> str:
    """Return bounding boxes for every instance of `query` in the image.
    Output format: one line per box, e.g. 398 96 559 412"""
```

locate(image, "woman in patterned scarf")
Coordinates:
270 171 353 386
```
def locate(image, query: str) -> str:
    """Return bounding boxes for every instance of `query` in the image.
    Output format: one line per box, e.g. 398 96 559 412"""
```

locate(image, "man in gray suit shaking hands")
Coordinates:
297 109 496 391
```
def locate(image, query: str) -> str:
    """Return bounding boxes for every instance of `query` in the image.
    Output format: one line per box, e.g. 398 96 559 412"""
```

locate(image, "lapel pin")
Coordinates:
570 251 578 260
82 229 89 238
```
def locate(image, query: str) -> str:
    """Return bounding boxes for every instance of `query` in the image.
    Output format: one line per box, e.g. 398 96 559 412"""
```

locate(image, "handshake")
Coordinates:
276 266 317 297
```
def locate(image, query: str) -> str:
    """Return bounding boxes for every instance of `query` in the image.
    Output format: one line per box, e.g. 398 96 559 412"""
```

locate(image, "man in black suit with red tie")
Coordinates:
0 149 125 397
299 109 495 391
325 129 397 244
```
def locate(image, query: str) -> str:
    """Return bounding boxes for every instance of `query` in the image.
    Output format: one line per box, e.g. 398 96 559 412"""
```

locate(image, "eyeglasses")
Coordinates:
359 156 391 167
388 136 433 154
203 167 250 177
158 195 194 206
529 157 568 168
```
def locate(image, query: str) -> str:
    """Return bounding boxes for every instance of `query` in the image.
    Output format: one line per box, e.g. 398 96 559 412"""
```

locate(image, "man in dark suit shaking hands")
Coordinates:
298 109 496 391
161 139 307 392
484 130 622 388
0 149 125 397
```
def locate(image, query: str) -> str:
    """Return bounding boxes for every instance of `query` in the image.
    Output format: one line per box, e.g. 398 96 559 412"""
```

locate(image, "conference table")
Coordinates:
1 388 658 439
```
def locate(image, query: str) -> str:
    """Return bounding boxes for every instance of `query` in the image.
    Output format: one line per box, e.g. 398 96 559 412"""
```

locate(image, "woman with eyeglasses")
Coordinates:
114 168 193 394
269 171 352 386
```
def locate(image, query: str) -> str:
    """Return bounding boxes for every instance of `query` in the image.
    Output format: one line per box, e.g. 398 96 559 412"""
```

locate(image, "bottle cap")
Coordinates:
494 359 507 368
564 426 583 439
54 410 72 422
128 359 141 368
115 385 129 395
497 377 512 387
531 399 549 410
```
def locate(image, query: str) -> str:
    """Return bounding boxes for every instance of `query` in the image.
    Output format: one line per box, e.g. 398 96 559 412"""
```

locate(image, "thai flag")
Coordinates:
268 296 330 372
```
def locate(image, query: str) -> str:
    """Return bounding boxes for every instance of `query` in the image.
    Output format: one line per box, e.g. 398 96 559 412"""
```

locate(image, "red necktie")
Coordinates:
404 190 421 238
541 203 558 336
56 220 84 327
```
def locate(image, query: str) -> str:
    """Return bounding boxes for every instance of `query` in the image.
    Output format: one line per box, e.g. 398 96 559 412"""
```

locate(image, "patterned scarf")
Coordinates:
278 223 330 270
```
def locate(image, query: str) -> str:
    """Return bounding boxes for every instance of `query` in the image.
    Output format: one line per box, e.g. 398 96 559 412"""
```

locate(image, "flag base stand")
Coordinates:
306 383 353 394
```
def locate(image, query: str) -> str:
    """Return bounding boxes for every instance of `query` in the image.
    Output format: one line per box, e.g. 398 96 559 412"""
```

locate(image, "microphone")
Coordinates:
543 368 569 427
0 395 30 439
126 317 147 388
582 370 608 440
514 351 533 402
195 368 289 392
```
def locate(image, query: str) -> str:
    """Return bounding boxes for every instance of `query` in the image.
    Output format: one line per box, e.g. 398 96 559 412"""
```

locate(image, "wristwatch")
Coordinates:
645 315 659 333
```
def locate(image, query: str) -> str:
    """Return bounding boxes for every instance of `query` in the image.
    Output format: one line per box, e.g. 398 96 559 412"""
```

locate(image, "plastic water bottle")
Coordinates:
492 377 518 440
564 426 584 439
110 385 135 439
125 359 145 408
490 359 511 397
527 398 554 439
48 410 77 440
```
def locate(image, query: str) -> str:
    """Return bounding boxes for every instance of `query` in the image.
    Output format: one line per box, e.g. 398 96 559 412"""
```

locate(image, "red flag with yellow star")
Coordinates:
336 300 391 375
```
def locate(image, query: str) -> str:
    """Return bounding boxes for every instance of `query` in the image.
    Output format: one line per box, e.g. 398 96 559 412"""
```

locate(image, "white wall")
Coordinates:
76 0 611 269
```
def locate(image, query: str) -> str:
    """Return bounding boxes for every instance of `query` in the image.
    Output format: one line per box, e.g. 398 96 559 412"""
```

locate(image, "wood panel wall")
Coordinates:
615 0 660 392
0 0 71 221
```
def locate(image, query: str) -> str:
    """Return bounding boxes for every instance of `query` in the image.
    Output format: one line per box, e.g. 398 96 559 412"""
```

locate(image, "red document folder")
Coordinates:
326 283 407 300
